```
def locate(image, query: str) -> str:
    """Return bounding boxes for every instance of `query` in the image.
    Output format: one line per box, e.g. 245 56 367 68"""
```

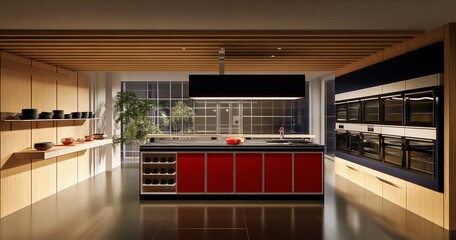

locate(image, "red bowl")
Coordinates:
225 137 241 145
61 138 74 145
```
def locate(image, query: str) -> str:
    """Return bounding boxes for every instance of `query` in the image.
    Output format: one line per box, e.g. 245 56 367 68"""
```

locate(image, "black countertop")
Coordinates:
140 140 324 152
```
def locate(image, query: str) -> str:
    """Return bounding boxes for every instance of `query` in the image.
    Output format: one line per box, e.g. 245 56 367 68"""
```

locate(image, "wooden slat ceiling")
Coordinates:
0 30 423 72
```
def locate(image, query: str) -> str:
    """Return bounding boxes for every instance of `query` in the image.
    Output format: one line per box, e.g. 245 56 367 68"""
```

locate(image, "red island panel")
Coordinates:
294 153 323 193
207 153 234 193
236 153 263 193
177 153 205 193
264 153 292 193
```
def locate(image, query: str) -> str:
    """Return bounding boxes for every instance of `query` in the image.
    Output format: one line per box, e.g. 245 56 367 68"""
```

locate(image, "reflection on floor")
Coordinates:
0 160 454 240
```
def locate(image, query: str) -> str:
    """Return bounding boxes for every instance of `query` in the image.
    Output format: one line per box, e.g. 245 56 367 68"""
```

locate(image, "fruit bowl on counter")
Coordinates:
225 137 245 145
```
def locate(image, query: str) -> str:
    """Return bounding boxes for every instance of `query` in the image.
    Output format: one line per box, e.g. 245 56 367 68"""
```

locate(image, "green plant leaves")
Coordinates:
113 91 161 144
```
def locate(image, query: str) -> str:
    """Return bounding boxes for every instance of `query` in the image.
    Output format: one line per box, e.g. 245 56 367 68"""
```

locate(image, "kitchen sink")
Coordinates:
265 139 310 144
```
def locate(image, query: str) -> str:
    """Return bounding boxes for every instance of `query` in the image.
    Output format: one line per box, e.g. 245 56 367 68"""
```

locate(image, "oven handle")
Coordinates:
376 176 400 188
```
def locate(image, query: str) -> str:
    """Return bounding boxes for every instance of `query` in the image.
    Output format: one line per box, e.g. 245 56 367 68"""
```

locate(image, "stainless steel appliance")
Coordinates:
347 102 360 122
361 133 380 161
336 129 348 151
383 136 405 167
362 98 380 123
382 95 403 125
407 139 434 175
348 131 361 155
336 103 347 122
405 91 434 127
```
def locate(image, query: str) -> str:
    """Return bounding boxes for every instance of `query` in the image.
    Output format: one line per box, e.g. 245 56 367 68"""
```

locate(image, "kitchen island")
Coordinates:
139 139 324 200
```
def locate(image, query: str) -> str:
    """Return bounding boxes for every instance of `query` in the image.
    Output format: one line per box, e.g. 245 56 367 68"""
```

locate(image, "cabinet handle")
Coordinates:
376 176 400 188
346 165 358 171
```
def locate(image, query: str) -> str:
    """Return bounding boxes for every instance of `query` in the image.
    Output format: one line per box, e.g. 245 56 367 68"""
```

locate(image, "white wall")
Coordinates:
88 72 121 172
309 77 321 144
320 73 336 149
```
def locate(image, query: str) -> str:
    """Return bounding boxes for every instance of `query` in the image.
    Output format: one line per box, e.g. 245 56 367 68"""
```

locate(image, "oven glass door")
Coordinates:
362 99 379 122
336 130 348 151
383 136 404 167
408 139 434 175
362 133 380 161
336 104 347 122
349 132 361 155
383 95 403 124
347 102 360 122
406 91 434 127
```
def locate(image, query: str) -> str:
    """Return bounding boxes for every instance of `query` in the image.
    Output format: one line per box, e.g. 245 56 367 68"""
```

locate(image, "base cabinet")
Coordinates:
335 157 444 227
141 153 177 194
235 153 263 193
176 153 205 193
141 151 324 196
294 153 323 193
207 153 233 193
264 153 292 193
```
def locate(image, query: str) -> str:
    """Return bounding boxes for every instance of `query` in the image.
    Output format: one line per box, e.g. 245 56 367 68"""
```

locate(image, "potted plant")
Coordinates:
113 91 164 144
170 101 195 134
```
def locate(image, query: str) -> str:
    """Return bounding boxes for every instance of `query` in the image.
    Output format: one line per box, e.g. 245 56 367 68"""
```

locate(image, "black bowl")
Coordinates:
52 110 64 114
71 112 82 119
22 108 38 114
20 114 38 120
88 112 94 118
34 142 53 151
81 112 89 118
39 114 53 119
53 114 64 119
21 108 39 119
64 114 72 119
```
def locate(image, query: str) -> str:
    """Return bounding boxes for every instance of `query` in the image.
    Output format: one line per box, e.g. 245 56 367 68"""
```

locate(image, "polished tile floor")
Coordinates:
0 160 454 240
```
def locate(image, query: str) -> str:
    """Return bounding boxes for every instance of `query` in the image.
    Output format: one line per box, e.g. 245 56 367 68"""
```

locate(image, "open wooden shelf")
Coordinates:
13 139 112 159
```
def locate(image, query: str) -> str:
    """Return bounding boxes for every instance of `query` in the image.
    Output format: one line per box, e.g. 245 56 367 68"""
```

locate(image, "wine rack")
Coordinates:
141 152 177 194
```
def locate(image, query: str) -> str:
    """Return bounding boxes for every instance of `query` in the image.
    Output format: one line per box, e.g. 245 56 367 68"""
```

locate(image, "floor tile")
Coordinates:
153 229 249 240
0 161 453 240
161 206 246 228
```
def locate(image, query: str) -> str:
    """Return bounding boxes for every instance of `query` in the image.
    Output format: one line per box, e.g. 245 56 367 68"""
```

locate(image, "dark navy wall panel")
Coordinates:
335 42 444 94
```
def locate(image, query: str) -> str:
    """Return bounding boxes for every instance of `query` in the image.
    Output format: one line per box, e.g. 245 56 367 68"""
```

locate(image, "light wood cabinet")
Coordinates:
335 157 444 227
380 173 406 208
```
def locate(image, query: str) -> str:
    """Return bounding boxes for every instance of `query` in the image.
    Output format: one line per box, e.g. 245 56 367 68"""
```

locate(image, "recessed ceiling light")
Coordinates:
271 54 275 58
277 47 282 50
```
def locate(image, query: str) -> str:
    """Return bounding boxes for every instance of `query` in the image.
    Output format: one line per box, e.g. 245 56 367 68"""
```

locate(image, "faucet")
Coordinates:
279 127 285 140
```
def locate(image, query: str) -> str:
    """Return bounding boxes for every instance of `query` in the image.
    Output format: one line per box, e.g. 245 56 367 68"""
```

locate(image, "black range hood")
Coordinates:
189 74 306 100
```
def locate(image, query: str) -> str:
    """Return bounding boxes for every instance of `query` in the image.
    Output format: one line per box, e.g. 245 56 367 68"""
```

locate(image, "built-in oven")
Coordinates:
382 95 403 125
336 130 348 151
382 136 405 167
336 103 347 122
361 133 380 161
348 131 361 155
407 138 434 176
361 98 380 123
347 101 360 122
405 90 434 127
